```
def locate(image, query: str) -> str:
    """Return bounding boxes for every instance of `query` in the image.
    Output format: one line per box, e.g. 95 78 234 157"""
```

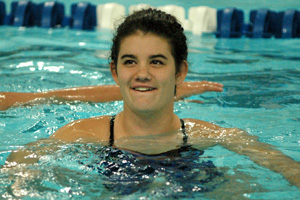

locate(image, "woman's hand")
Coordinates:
176 81 223 100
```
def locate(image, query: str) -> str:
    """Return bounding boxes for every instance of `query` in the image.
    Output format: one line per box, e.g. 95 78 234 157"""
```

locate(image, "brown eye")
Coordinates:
151 60 164 65
123 60 135 65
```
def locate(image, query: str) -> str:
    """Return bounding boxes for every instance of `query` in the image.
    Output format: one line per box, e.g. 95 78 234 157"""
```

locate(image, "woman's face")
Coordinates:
111 31 187 114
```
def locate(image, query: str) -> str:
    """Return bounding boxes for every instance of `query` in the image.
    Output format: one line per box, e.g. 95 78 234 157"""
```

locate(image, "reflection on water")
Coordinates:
1 142 258 199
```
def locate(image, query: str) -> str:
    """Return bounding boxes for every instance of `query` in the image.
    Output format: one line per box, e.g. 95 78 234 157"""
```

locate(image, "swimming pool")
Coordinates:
1 0 300 199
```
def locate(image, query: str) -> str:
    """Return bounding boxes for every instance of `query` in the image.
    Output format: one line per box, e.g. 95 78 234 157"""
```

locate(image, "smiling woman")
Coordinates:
111 31 186 116
50 9 191 144
2 8 300 198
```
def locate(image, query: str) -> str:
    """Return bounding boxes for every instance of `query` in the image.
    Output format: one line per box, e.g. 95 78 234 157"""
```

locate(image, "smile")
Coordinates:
132 87 156 92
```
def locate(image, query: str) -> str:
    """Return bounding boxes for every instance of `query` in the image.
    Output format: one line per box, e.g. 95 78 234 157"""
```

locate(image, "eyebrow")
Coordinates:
120 54 168 60
149 54 168 60
120 54 136 59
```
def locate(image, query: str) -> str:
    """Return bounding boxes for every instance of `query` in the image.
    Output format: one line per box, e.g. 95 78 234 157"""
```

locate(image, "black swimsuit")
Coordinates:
109 115 188 147
96 116 224 196
83 116 224 196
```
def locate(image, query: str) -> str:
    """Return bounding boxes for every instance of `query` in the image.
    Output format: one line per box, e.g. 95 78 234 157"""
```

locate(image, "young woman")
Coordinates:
4 8 300 192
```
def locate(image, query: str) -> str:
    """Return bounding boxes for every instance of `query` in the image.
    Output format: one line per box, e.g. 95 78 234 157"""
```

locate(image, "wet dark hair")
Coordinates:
110 8 188 74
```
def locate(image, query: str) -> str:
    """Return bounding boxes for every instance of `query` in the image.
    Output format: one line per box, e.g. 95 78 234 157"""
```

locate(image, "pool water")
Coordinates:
1 1 300 199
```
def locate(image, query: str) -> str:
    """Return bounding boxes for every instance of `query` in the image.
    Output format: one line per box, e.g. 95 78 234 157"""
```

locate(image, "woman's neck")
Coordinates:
115 107 181 138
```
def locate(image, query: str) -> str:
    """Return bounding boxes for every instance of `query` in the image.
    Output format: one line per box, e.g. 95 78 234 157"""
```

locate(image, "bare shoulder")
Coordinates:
50 115 112 142
182 118 246 138
183 118 221 130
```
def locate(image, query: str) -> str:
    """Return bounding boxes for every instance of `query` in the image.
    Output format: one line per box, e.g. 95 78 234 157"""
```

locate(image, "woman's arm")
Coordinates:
176 81 223 100
0 85 122 110
220 128 300 189
1 139 70 198
2 139 65 168
0 81 223 110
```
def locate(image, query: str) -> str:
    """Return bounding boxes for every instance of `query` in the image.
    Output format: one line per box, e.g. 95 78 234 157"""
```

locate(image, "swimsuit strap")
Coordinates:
109 115 116 147
180 119 188 145
109 116 187 147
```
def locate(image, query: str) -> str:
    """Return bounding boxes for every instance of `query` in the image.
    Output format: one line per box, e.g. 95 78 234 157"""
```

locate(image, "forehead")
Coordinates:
118 31 173 57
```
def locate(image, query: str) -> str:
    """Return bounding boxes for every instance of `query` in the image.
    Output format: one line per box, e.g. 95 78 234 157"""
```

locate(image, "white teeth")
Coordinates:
134 87 154 91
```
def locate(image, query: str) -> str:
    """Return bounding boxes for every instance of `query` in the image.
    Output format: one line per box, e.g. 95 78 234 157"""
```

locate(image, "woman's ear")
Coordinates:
176 60 188 86
110 61 119 85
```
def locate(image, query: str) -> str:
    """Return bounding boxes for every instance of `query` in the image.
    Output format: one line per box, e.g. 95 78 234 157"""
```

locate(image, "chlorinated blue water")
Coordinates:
1 0 300 199
0 25 300 199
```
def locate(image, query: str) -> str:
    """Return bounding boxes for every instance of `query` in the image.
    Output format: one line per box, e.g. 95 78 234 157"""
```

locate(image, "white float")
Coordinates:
96 3 125 30
188 6 217 35
157 5 185 24
129 4 154 14
158 5 194 32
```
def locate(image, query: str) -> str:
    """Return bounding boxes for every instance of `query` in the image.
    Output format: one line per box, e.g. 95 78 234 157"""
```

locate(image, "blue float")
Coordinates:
275 9 300 38
1 0 300 39
0 1 5 25
216 8 244 38
11 1 39 27
247 9 277 38
39 2 65 28
70 2 96 30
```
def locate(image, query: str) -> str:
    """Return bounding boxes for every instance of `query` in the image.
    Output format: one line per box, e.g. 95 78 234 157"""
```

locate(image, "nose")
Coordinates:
135 63 151 81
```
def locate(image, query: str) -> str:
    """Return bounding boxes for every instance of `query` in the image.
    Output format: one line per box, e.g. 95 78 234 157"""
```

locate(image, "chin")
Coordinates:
125 101 161 113
132 105 159 112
